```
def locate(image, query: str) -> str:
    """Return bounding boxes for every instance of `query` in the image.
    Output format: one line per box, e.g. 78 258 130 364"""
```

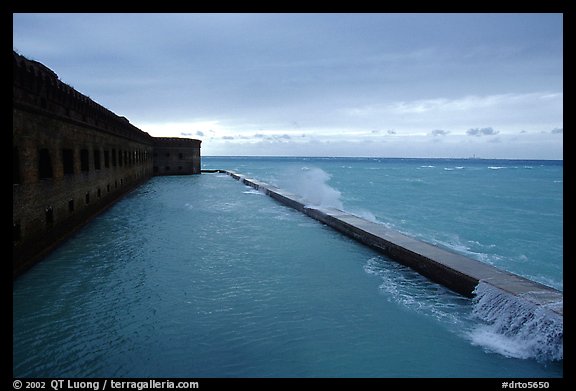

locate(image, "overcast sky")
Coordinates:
13 13 563 159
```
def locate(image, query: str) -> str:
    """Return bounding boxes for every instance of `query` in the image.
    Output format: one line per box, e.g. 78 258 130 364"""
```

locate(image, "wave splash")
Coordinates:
278 167 344 210
468 282 563 362
278 167 379 224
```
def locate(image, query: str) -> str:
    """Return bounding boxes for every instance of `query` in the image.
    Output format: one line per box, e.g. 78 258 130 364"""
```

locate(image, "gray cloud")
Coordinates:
196 130 205 137
430 129 449 136
466 127 499 136
263 134 292 142
550 128 563 134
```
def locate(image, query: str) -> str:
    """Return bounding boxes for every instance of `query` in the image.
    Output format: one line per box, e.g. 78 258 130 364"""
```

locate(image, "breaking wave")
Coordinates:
277 167 344 210
468 282 563 362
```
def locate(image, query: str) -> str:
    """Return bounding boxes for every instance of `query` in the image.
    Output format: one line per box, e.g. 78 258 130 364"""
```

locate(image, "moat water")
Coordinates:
13 157 563 377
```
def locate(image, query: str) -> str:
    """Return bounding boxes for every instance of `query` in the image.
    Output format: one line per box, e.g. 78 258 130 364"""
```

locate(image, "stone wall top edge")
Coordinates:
153 137 202 145
14 51 202 147
14 51 149 141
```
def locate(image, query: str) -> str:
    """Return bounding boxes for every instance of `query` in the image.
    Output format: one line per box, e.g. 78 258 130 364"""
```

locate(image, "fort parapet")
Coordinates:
13 51 201 277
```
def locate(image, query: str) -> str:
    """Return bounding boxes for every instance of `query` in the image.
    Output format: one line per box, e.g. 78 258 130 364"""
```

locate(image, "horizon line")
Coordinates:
201 155 563 161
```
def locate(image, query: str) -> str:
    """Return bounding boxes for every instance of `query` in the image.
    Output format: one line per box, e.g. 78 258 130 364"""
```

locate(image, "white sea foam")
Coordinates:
488 166 506 170
428 236 499 264
468 282 563 362
349 208 379 223
363 257 468 326
242 189 264 195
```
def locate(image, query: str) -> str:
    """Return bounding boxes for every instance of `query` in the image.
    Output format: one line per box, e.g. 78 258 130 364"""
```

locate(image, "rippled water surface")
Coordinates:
13 169 563 377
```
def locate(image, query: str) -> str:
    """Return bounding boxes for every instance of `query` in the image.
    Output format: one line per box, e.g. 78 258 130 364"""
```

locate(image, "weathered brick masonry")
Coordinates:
13 51 201 277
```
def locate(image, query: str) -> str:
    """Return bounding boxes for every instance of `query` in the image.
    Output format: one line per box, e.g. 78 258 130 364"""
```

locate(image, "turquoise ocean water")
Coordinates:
13 157 563 377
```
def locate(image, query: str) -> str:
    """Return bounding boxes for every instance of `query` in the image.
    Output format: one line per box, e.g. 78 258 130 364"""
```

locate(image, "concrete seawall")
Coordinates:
212 169 563 319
